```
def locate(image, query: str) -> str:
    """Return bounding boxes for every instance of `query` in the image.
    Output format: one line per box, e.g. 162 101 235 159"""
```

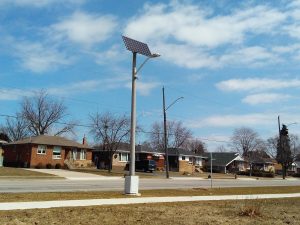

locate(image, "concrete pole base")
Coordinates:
124 175 140 195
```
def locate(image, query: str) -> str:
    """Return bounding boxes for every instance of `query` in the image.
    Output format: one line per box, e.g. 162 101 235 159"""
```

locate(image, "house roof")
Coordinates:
204 152 243 167
167 148 204 157
5 135 91 149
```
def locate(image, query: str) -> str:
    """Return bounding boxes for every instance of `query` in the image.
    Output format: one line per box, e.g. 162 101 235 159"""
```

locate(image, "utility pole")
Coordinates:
162 86 169 179
210 152 213 188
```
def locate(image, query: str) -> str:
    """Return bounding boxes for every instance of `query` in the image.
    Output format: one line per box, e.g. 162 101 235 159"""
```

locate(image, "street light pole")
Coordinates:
162 87 169 179
210 152 213 188
122 36 160 195
129 52 137 177
162 86 183 179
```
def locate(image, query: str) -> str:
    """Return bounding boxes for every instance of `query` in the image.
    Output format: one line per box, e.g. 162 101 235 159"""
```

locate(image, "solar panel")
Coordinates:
122 36 152 57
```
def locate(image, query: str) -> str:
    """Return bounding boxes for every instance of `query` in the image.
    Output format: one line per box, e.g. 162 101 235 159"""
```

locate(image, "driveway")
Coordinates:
25 169 122 181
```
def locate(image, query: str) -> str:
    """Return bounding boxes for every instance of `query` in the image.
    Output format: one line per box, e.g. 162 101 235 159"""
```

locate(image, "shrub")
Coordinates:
46 163 52 169
238 199 263 218
35 163 43 169
292 173 300 177
55 163 62 169
237 170 275 177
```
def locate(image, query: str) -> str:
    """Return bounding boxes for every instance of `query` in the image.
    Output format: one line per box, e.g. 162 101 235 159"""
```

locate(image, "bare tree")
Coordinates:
230 127 262 157
266 136 278 159
21 91 73 136
216 145 227 152
89 112 131 172
1 113 29 141
230 127 264 176
149 120 192 150
184 139 207 154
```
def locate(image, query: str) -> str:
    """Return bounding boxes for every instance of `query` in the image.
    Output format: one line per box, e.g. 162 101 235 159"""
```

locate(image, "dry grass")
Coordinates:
70 168 237 179
0 198 299 225
0 167 59 179
1 186 300 202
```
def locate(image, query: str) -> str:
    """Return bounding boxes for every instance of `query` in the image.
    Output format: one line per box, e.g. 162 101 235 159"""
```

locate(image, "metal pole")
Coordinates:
129 52 137 176
210 152 213 188
163 86 169 179
278 115 285 179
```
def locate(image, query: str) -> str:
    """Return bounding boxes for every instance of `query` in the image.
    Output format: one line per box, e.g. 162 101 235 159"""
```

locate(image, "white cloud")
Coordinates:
13 41 72 73
242 93 291 105
123 1 286 69
0 0 84 7
91 45 126 65
51 11 117 47
187 113 277 128
216 78 300 92
220 46 280 67
272 44 300 54
125 80 160 96
154 43 219 69
48 76 131 96
0 89 33 100
124 1 285 48
48 77 159 97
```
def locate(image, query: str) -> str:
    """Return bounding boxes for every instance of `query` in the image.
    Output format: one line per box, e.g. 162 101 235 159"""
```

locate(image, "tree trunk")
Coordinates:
108 151 113 173
282 165 286 179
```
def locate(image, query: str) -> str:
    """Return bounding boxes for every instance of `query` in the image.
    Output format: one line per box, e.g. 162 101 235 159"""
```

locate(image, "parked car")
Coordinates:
125 160 156 172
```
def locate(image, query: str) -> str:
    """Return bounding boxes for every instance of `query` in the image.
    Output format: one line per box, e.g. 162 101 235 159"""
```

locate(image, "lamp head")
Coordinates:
151 53 161 58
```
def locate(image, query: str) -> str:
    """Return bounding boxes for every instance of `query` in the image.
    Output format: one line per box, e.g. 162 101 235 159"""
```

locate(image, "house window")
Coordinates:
37 145 46 154
119 153 129 162
80 149 86 160
72 149 77 160
53 146 61 159
195 157 202 166
181 156 185 160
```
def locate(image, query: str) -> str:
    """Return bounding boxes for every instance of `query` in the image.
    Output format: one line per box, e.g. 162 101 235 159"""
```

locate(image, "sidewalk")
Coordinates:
1 193 300 211
25 169 122 180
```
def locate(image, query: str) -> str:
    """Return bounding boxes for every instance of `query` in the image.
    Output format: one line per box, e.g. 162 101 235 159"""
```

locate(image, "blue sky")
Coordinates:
1 0 300 150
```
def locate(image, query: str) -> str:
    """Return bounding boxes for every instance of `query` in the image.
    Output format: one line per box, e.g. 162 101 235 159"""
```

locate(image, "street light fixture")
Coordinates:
122 35 160 195
162 86 184 179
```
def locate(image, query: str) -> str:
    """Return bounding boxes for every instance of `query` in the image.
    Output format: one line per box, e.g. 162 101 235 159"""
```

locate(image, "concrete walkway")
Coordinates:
25 169 122 180
1 193 300 211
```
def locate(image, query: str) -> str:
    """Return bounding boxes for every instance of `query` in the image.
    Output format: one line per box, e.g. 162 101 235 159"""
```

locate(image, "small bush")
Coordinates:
292 173 300 177
238 199 263 218
55 163 62 169
46 163 52 169
237 170 274 177
35 163 43 169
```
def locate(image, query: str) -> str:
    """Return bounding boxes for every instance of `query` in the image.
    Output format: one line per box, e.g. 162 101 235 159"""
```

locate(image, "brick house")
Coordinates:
3 135 93 168
93 145 204 173
168 148 205 174
93 144 165 171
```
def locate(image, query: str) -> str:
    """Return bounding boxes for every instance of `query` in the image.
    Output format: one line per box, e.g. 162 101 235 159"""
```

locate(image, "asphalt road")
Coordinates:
1 178 300 193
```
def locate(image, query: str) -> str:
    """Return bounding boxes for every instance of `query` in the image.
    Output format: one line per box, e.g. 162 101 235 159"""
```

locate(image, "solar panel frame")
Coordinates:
122 36 152 57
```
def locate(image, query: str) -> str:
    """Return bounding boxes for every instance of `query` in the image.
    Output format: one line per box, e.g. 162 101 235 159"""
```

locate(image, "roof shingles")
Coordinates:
6 135 91 149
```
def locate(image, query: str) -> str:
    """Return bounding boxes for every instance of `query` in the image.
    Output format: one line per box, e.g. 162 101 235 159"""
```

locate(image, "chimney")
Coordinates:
82 134 87 145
